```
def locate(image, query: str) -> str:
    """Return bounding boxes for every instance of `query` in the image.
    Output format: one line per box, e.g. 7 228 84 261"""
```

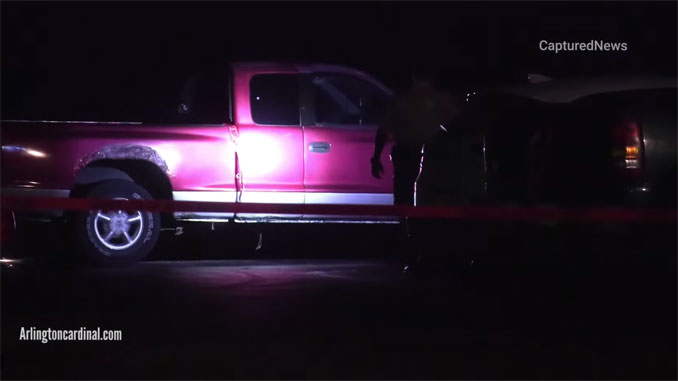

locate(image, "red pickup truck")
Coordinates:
1 62 396 265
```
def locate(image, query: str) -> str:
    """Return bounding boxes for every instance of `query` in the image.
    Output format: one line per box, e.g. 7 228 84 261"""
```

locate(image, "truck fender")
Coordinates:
74 144 171 175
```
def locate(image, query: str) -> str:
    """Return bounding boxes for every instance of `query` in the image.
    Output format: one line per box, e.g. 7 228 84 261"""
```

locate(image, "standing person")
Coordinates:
370 68 460 205
370 67 462 274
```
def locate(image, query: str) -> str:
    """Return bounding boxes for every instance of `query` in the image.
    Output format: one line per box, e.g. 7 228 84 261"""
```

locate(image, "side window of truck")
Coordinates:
311 74 389 127
250 74 300 126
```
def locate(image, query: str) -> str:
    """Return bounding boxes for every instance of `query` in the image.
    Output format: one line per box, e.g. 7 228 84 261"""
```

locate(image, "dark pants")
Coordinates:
392 144 423 206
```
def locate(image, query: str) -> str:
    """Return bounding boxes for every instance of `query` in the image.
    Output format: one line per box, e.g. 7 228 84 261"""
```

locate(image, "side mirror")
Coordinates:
177 103 190 115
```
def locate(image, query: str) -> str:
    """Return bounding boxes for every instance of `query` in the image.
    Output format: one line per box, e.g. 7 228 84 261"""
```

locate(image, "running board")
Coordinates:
232 218 400 224
175 216 400 224
174 218 231 223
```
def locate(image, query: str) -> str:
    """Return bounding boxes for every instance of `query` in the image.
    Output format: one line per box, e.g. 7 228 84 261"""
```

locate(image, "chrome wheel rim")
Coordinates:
92 198 144 251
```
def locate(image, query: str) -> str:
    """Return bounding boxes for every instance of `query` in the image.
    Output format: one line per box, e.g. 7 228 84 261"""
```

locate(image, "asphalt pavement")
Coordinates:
1 221 676 379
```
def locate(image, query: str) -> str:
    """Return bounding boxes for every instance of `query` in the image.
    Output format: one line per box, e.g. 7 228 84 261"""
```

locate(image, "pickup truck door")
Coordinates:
233 71 305 218
301 73 394 205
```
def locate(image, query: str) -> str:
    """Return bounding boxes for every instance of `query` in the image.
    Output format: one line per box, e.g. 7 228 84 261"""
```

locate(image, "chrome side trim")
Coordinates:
175 218 231 223
172 191 237 219
304 193 393 205
233 218 400 224
172 191 390 205
304 193 394 220
174 212 233 220
239 192 305 204
172 191 395 221
172 191 238 202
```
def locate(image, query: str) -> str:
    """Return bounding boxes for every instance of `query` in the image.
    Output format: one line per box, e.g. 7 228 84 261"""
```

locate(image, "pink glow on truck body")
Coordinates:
1 62 395 215
1 125 238 192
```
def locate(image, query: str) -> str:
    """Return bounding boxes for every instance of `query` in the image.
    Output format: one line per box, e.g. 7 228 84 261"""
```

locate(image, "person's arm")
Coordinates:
372 123 389 161
374 100 398 159
371 107 394 179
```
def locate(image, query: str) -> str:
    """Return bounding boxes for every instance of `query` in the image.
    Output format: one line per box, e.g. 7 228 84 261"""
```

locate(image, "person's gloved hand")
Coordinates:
371 157 384 179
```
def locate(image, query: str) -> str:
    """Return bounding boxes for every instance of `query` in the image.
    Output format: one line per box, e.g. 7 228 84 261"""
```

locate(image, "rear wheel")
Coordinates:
73 180 160 266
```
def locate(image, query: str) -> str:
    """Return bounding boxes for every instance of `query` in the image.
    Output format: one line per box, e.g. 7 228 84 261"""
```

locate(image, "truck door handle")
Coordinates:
309 142 331 153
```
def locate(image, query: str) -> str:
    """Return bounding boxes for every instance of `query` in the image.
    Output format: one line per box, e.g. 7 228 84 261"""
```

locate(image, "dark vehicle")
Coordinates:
410 77 676 273
416 77 677 208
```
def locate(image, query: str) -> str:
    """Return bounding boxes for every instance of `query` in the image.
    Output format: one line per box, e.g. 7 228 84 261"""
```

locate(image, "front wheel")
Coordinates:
73 180 160 266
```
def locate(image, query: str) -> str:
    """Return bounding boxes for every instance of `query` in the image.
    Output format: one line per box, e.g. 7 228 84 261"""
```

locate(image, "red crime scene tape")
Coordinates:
1 196 676 223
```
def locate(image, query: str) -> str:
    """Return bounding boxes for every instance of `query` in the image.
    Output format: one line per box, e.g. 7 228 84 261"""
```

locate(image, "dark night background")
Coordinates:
2 1 677 122
1 3 677 379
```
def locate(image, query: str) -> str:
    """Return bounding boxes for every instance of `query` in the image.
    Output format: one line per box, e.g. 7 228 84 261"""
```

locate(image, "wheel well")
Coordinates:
73 159 173 201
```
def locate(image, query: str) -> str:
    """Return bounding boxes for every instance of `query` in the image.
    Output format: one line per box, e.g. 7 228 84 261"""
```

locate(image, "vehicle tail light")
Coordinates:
612 120 644 177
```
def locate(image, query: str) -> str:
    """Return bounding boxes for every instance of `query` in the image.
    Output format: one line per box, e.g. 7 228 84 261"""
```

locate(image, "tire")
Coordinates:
73 180 160 266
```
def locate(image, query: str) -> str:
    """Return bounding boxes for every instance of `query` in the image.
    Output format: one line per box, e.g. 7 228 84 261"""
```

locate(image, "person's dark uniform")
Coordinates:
370 71 461 275
370 72 459 205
